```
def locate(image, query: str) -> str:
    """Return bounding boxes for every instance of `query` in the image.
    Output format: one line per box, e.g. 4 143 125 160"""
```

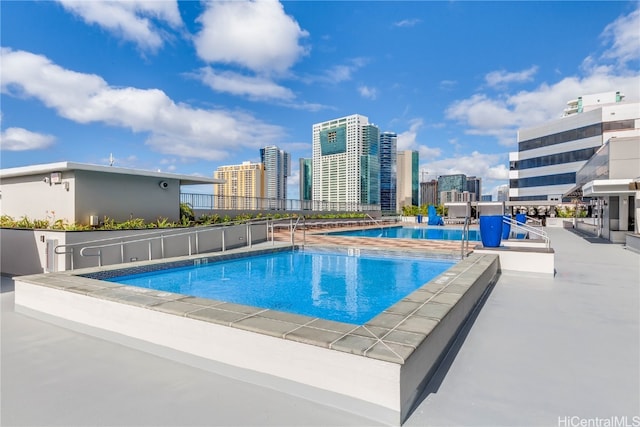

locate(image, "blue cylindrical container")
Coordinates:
516 213 527 225
417 214 422 224
479 215 503 247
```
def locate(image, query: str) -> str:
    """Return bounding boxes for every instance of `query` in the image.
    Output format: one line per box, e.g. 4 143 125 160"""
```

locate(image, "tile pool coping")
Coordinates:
14 243 500 424
16 245 492 364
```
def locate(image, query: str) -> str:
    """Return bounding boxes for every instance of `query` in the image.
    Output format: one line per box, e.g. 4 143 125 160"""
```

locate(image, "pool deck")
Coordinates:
273 223 473 256
2 226 639 426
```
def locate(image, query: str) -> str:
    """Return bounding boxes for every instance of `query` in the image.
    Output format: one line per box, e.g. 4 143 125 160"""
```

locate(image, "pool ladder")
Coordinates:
460 216 471 259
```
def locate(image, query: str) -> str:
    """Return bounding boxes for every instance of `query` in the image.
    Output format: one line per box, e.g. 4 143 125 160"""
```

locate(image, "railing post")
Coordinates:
161 235 165 258
248 224 252 248
195 230 199 254
148 241 152 261
222 229 226 252
290 218 294 245
120 240 124 263
188 235 192 256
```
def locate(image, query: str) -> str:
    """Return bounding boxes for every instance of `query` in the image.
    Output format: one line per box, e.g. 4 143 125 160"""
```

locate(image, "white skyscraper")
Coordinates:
260 146 291 205
312 114 380 208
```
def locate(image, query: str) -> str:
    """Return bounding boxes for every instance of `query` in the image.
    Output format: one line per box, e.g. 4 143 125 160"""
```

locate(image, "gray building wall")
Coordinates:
0 170 181 225
0 171 77 224
74 170 180 224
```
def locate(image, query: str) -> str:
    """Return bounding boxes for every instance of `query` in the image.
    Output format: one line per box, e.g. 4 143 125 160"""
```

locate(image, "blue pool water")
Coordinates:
326 226 481 241
107 250 455 325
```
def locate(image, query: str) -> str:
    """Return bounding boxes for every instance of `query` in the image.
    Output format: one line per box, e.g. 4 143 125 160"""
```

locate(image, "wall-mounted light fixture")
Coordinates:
50 172 62 184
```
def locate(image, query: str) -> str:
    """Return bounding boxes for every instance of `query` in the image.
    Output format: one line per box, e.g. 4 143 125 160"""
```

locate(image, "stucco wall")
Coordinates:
1 224 269 275
74 170 180 224
610 137 640 179
0 171 76 224
0 229 69 276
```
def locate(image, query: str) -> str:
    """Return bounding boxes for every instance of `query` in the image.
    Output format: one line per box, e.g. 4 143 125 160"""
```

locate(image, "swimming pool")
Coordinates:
326 226 481 241
15 245 500 425
106 249 455 325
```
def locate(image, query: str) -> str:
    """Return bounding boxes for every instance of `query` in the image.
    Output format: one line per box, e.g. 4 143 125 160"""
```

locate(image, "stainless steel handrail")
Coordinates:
365 213 386 230
59 219 271 269
504 217 551 248
461 216 470 259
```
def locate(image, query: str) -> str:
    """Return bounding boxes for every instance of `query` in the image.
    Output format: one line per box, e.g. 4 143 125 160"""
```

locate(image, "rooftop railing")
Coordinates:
180 193 381 212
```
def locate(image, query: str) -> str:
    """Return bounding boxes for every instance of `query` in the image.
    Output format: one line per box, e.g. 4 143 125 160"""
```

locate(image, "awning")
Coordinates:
582 179 636 196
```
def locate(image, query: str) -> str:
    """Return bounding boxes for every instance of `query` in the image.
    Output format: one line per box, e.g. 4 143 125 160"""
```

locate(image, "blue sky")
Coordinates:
1 1 639 199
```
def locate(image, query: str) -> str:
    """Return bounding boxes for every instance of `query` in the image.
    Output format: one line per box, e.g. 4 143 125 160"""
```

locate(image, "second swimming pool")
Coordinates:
106 249 455 325
326 226 481 241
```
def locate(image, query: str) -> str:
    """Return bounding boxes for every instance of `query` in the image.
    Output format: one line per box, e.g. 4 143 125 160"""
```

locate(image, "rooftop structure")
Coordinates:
563 91 625 117
569 135 640 242
0 162 221 225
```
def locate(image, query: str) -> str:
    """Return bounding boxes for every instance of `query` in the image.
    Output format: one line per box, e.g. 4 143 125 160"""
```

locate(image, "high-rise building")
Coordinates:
260 146 290 206
437 174 466 204
214 161 264 209
379 132 397 213
361 124 380 205
466 176 481 202
420 180 438 206
299 158 312 201
509 91 638 202
397 150 419 209
497 184 509 202
312 114 380 208
481 194 493 202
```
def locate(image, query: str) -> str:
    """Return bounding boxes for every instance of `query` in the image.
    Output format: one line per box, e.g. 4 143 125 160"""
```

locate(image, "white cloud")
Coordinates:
484 66 539 88
397 118 422 150
191 67 295 101
447 70 640 146
421 151 509 181
194 0 309 74
393 18 421 28
0 48 283 161
0 127 55 151
56 0 182 51
397 118 442 160
358 85 377 100
446 7 640 147
601 8 640 67
302 57 369 85
439 80 457 90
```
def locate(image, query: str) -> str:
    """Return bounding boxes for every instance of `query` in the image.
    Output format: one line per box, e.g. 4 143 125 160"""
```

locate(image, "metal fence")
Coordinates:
180 193 381 212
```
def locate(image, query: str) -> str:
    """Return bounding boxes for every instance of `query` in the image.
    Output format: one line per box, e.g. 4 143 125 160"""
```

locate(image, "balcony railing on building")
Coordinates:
180 193 381 212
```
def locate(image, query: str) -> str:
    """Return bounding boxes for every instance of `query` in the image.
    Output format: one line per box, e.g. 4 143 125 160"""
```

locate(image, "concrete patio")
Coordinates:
2 227 639 426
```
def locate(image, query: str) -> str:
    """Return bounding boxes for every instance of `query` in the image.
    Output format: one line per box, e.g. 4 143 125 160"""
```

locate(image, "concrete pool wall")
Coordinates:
14 245 500 425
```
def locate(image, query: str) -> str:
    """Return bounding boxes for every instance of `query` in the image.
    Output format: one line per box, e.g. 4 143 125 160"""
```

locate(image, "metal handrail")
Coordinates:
59 219 271 269
504 217 551 248
461 216 470 259
291 216 301 246
525 215 543 226
365 213 385 230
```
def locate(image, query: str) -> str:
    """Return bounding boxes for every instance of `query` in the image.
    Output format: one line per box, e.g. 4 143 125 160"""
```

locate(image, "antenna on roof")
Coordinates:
109 153 114 167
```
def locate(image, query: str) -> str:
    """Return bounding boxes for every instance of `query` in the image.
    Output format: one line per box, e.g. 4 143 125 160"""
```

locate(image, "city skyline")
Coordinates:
1 1 639 200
